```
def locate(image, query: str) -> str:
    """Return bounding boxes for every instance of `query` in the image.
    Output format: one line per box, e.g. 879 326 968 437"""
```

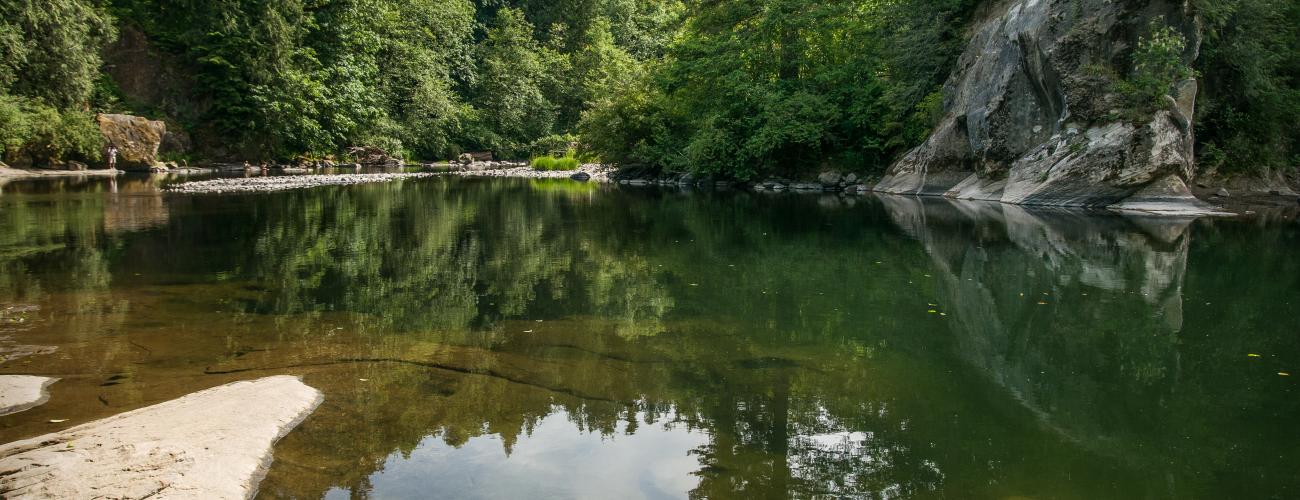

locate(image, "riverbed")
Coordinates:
0 173 1296 499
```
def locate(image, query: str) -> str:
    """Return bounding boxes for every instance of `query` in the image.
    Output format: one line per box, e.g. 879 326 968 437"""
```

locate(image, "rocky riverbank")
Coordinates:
144 159 1297 213
449 163 615 182
606 168 1300 215
164 172 439 194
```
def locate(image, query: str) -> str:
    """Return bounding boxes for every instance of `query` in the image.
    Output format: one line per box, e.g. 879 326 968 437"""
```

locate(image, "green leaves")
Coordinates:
472 7 558 154
0 0 117 108
1194 0 1300 174
0 95 104 166
1123 18 1194 111
585 0 974 177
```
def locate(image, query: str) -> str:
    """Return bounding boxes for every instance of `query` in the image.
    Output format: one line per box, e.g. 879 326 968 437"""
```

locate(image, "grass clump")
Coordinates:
531 149 581 171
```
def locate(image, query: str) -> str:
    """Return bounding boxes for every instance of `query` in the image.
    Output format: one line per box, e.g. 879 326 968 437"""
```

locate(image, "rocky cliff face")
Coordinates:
877 0 1216 214
97 114 165 171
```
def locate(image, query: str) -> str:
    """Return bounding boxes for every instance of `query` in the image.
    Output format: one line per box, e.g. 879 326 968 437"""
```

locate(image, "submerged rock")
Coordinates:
877 0 1212 212
0 376 322 499
0 375 58 416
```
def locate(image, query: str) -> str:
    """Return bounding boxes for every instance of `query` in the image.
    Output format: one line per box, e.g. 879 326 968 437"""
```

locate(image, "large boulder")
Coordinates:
877 0 1213 213
817 171 843 187
97 113 166 171
0 376 322 499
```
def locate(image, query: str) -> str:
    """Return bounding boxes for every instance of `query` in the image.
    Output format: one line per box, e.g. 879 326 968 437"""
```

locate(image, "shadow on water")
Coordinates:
0 176 1296 499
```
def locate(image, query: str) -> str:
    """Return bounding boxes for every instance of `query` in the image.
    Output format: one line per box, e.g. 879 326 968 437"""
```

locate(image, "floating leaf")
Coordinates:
1248 353 1262 358
1281 372 1292 377
927 309 938 314
49 419 68 423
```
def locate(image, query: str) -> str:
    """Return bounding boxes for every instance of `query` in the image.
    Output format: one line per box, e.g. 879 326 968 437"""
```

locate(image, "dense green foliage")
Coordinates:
102 0 672 161
0 0 1295 177
1194 0 1300 175
0 0 113 166
0 96 105 165
580 0 975 178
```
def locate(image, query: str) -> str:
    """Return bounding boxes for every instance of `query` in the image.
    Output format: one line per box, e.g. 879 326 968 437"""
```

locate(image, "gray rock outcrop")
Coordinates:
0 376 322 499
877 0 1216 214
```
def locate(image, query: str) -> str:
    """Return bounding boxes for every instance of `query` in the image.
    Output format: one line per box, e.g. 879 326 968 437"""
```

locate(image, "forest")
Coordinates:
0 0 1296 178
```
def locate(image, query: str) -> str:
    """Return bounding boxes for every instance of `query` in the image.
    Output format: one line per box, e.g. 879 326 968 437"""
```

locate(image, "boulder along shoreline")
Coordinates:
0 376 322 500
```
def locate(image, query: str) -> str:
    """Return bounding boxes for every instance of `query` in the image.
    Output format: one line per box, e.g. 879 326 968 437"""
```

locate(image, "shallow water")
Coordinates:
0 174 1297 499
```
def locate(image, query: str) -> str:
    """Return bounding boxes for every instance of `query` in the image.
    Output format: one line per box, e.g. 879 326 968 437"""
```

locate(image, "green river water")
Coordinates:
0 174 1296 499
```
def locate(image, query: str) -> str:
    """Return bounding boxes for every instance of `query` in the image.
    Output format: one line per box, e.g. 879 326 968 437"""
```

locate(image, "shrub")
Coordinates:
1122 18 1193 110
0 94 103 166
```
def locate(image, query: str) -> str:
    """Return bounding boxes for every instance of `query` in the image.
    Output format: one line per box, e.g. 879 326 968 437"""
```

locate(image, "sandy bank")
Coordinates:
0 167 122 180
0 375 322 499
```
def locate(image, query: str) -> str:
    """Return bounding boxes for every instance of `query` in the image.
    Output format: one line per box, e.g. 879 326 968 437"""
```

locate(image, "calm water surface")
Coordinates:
0 174 1297 499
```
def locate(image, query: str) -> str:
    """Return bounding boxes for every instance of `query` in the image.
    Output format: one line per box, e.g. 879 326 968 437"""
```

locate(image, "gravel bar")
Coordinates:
165 172 439 194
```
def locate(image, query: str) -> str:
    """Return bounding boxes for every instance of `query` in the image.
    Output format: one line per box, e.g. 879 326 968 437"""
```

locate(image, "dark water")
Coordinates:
0 174 1297 499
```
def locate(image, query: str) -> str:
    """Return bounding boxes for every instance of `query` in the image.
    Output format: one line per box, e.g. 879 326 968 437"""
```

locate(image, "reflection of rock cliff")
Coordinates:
881 195 1191 454
877 0 1212 213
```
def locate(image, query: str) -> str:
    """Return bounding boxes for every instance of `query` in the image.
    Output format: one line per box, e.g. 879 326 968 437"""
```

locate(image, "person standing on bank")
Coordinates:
106 145 118 170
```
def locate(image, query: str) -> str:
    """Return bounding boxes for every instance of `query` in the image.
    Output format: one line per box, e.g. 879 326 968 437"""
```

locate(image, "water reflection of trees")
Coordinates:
232 180 673 340
1 178 1297 499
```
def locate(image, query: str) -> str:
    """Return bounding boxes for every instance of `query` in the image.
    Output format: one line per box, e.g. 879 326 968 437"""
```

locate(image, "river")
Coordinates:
0 173 1296 499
